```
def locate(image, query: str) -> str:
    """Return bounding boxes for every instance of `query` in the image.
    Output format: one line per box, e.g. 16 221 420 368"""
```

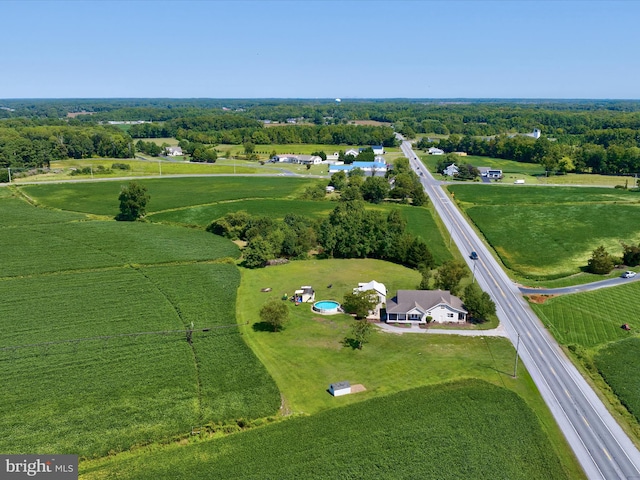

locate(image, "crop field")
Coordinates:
530 282 640 349
80 380 571 480
0 220 238 277
20 177 324 216
0 195 279 457
448 185 640 279
595 338 640 425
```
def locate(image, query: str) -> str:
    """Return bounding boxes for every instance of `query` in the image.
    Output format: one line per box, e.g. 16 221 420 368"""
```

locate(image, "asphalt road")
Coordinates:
519 274 640 296
401 140 640 479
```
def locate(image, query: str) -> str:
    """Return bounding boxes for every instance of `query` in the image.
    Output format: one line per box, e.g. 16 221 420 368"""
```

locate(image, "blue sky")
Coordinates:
1 0 638 99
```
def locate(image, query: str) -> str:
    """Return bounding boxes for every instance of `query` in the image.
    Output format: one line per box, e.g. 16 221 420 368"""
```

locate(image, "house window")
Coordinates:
388 314 397 321
398 314 406 320
409 314 421 321
447 313 454 318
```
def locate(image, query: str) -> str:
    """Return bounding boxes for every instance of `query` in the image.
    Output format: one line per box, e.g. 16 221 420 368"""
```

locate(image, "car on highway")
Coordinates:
622 271 637 278
470 251 478 260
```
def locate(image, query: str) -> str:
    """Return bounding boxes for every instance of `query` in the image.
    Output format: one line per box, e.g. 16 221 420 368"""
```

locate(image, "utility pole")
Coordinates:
90 165 93 179
513 333 521 378
7 167 10 183
471 260 477 284
159 160 162 176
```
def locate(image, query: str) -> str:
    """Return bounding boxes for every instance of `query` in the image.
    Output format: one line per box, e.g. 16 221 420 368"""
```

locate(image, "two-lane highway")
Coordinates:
401 140 640 479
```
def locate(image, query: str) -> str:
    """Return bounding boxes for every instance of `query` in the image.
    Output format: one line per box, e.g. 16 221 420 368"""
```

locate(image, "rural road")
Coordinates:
519 274 640 296
401 139 640 479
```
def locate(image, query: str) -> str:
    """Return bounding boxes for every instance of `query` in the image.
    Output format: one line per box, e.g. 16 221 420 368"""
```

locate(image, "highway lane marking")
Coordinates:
582 416 590 427
527 331 532 339
602 447 612 461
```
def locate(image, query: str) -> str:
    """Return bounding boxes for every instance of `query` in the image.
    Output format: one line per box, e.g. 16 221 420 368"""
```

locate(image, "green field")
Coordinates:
80 380 570 480
421 154 546 176
20 177 325 216
0 195 279 457
449 185 640 279
596 338 640 425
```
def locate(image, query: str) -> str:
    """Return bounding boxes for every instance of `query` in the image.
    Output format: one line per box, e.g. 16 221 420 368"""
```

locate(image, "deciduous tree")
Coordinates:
116 182 149 221
259 298 289 332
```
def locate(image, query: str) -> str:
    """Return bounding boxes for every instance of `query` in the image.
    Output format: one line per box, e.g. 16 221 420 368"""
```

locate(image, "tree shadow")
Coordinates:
252 322 277 332
342 337 362 350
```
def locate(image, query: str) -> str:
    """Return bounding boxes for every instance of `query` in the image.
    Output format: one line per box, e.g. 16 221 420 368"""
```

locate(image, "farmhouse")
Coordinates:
428 147 444 155
270 154 322 164
354 280 387 319
386 289 467 325
443 163 459 177
166 146 183 156
345 148 359 157
329 381 351 396
371 145 385 155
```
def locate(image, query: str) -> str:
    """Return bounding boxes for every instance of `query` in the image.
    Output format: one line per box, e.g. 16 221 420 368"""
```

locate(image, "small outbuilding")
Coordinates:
294 286 315 303
329 381 351 396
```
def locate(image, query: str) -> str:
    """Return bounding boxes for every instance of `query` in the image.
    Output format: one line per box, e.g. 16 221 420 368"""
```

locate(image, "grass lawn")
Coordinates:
448 185 640 280
79 380 573 480
421 154 546 176
20 176 325 216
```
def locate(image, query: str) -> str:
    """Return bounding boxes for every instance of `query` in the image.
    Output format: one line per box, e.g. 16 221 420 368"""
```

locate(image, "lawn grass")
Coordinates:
20 177 324 216
448 185 640 279
79 380 572 480
421 154 546 176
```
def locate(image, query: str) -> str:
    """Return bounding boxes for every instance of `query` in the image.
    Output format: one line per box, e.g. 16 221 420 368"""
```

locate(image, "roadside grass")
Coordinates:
79 380 572 480
448 185 640 280
530 282 640 349
20 177 324 216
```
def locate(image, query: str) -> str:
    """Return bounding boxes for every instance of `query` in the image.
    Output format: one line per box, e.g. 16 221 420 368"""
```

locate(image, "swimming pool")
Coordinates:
312 300 341 314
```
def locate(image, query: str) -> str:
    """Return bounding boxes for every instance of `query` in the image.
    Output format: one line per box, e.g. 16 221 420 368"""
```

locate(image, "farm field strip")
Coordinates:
80 380 572 480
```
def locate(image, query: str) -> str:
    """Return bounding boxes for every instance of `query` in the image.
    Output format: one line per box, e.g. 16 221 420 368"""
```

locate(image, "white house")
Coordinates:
329 381 351 396
345 148 359 157
443 163 459 177
372 145 385 155
326 185 335 193
326 152 340 161
329 161 388 175
386 290 467 325
487 169 503 179
166 146 183 156
354 280 387 319
297 155 322 165
428 147 444 155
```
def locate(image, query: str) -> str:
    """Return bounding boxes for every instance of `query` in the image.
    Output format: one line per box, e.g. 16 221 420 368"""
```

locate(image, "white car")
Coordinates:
622 271 637 278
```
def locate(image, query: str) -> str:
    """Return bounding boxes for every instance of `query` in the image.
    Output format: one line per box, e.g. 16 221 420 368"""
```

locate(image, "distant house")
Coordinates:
354 280 387 319
326 152 340 161
166 146 183 156
386 290 467 325
329 161 388 175
371 145 385 155
487 169 503 179
428 147 444 155
329 381 351 396
345 148 359 157
443 163 459 177
294 286 315 303
532 128 541 139
271 154 321 164
326 185 335 193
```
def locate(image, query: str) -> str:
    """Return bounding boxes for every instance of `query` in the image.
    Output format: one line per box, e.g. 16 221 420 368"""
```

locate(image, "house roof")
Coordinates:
330 381 350 390
357 280 387 297
386 290 467 314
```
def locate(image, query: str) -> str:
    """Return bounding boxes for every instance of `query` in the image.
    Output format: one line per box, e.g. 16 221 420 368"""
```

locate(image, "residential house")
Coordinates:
344 148 359 157
428 147 444 155
487 169 503 179
166 146 183 156
386 289 467 325
443 163 459 176
354 280 387 319
371 145 385 155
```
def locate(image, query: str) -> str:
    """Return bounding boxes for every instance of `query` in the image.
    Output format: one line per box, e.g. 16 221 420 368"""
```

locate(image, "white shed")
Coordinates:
329 381 351 396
